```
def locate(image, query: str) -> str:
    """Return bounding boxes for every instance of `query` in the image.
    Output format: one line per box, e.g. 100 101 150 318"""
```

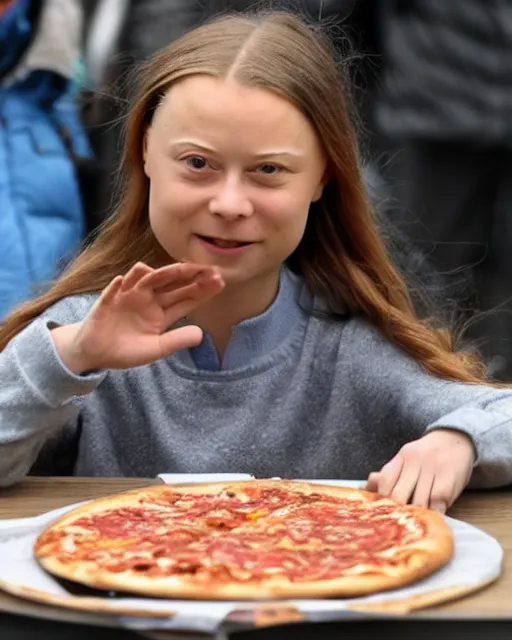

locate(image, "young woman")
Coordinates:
1 11 511 513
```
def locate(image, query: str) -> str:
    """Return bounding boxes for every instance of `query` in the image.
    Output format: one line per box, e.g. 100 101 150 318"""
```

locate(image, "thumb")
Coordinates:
159 325 204 357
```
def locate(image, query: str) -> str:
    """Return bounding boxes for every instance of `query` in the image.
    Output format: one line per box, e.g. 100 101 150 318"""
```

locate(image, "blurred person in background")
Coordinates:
0 0 91 321
376 0 512 380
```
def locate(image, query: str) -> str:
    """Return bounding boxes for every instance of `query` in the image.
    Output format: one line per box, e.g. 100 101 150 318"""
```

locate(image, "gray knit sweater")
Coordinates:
2 271 512 488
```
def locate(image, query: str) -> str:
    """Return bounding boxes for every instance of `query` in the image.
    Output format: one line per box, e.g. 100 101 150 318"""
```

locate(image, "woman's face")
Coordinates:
144 75 327 290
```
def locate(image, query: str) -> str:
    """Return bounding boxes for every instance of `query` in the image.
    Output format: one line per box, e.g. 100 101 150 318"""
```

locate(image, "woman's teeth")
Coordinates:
208 238 246 248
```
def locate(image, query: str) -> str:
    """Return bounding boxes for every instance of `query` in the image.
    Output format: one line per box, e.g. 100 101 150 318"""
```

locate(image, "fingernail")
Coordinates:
431 502 446 514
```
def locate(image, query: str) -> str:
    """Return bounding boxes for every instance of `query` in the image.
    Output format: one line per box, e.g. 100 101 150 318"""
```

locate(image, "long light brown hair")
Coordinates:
0 11 487 382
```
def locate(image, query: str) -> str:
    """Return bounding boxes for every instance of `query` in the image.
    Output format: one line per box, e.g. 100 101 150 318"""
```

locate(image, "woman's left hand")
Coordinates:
366 429 476 513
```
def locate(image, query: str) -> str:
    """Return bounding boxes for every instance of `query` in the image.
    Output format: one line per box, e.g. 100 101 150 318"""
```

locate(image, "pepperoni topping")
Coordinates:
37 486 426 584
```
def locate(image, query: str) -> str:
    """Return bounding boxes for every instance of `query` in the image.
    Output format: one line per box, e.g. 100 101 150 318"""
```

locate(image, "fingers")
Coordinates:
387 459 421 505
367 433 471 512
158 274 224 309
375 456 403 499
367 453 432 508
138 263 219 292
428 475 456 514
98 275 123 305
157 283 200 308
368 464 452 512
366 472 380 493
118 261 221 295
161 285 224 328
121 262 153 290
104 263 224 316
158 325 204 357
411 468 435 508
368 465 456 513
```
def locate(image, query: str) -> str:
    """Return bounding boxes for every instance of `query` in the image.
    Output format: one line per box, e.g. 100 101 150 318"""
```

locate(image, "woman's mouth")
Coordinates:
201 236 249 248
197 235 254 254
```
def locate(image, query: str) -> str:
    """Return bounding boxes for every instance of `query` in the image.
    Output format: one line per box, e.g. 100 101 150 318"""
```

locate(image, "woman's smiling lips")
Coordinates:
196 234 256 255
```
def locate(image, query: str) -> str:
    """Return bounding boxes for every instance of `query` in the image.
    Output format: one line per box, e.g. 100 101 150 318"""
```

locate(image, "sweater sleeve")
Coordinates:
0 296 105 486
348 319 512 489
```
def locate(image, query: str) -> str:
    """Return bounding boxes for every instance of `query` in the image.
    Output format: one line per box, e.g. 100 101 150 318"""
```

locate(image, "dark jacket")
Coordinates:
376 0 512 143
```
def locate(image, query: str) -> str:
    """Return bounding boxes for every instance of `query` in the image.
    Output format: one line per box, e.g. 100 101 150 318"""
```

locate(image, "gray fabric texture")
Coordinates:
2 272 512 488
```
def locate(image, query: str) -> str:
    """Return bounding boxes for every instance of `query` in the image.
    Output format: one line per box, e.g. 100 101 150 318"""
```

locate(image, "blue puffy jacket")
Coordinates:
0 0 90 320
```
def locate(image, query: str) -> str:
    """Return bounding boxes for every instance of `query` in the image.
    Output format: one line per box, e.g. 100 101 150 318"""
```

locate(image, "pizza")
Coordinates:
33 480 454 600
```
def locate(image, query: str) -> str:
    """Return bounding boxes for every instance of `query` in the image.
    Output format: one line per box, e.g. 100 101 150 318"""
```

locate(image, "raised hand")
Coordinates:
366 429 476 513
51 262 224 373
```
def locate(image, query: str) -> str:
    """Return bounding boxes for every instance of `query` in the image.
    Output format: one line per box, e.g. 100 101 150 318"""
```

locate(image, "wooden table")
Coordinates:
0 477 511 639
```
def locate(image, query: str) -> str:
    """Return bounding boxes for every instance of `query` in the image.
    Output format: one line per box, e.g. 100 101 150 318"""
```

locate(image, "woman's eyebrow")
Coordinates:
169 139 304 160
253 150 304 160
169 139 216 152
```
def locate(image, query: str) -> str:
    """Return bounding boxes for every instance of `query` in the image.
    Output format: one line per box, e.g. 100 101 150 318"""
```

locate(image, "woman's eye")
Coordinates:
257 164 281 176
185 156 209 170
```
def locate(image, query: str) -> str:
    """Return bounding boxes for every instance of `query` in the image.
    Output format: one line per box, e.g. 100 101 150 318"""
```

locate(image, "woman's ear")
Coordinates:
312 169 330 202
312 183 323 202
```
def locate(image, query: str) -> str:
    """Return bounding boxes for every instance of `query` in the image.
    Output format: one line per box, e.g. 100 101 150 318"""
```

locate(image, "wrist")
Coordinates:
50 322 94 375
426 427 477 464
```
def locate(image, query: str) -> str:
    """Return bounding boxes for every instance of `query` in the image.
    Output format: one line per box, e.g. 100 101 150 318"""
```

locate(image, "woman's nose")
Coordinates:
208 176 254 219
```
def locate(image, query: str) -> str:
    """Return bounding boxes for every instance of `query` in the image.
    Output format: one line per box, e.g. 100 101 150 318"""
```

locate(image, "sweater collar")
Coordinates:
182 267 309 371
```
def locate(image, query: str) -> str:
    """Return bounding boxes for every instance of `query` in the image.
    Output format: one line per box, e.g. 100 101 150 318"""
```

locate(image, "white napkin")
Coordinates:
157 473 254 484
157 474 366 487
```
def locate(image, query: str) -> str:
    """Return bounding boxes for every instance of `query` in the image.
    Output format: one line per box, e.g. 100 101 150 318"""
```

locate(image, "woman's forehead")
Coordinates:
151 75 320 151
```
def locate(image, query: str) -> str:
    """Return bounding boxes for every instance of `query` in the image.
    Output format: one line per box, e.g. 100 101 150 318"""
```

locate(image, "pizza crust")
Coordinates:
36 549 451 600
34 480 454 600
